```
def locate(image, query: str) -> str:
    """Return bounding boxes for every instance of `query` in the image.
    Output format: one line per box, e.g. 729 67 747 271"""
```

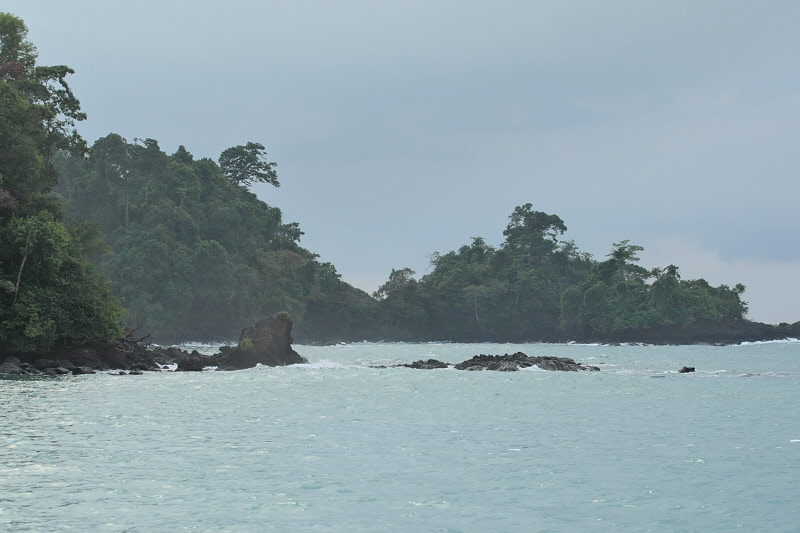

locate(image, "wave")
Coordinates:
292 359 350 369
737 338 800 346
519 365 547 372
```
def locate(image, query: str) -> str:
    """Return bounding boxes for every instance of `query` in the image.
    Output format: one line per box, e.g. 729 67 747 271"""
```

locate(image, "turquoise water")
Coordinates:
2 341 799 531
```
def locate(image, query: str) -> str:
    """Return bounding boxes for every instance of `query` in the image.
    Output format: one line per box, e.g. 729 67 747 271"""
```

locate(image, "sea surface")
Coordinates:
2 341 800 532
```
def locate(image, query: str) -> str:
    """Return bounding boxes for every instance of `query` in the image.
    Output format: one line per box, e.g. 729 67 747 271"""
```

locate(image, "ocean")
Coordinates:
2 341 799 531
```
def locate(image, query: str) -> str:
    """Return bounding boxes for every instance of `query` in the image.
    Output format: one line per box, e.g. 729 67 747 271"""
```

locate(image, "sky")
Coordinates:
7 1 800 324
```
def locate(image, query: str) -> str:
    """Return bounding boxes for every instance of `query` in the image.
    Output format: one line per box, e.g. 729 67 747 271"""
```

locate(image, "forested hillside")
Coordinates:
0 13 124 355
372 204 751 342
54 136 377 342
53 139 753 344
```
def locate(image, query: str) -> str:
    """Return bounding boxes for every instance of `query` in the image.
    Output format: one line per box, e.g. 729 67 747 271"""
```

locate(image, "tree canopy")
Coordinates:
55 135 375 342
219 142 279 188
0 13 124 355
371 205 749 342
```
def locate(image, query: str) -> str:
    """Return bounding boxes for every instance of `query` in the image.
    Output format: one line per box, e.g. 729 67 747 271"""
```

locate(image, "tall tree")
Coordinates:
219 142 279 188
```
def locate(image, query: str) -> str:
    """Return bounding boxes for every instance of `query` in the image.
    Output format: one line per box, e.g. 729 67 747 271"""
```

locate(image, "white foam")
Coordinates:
737 338 800 346
520 365 547 372
158 342 235 349
567 342 603 346
294 360 347 369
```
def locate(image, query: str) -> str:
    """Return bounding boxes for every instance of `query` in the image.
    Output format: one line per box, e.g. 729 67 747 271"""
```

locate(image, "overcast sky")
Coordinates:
7 1 800 323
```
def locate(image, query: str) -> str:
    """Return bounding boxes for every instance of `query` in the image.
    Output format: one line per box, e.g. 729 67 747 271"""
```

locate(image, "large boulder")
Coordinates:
176 350 207 371
217 314 307 370
0 357 28 375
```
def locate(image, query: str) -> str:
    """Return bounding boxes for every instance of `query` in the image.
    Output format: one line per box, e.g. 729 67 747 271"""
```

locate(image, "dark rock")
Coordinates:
678 366 696 373
42 367 71 375
215 315 308 370
593 318 800 346
0 360 28 375
176 350 207 372
16 363 41 375
71 366 96 375
453 352 599 372
129 370 144 375
401 359 449 369
66 348 106 370
536 356 582 372
33 359 57 370
150 346 187 365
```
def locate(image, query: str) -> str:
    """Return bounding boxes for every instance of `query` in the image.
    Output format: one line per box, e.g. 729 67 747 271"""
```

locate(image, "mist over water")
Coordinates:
3 341 799 531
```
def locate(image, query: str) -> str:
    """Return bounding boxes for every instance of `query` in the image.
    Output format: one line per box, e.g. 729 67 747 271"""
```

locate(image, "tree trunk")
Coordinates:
12 227 32 307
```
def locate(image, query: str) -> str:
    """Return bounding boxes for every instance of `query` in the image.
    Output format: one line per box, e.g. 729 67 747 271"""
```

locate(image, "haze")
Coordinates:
9 1 799 323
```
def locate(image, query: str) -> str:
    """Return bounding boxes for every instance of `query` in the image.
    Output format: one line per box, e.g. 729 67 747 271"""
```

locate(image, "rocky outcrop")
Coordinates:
0 336 163 376
0 314 308 376
214 315 308 370
454 352 599 372
389 352 600 372
400 359 449 369
176 350 207 372
0 357 31 375
678 366 695 373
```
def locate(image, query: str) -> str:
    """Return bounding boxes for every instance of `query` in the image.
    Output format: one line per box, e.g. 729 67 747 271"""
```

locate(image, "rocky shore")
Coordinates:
0 314 306 376
5 313 796 377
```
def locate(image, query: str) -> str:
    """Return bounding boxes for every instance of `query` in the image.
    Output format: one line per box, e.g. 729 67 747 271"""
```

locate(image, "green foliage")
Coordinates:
239 337 253 352
276 311 291 323
219 142 279 188
0 13 124 355
55 136 375 342
371 205 749 342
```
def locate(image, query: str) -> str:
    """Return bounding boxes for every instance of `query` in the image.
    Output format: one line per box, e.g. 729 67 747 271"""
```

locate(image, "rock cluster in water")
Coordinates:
1 317 600 376
398 352 600 372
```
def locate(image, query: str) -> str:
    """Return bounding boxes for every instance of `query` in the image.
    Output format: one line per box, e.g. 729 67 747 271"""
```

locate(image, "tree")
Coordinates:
0 13 123 354
502 203 567 259
0 13 36 68
219 142 279 188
